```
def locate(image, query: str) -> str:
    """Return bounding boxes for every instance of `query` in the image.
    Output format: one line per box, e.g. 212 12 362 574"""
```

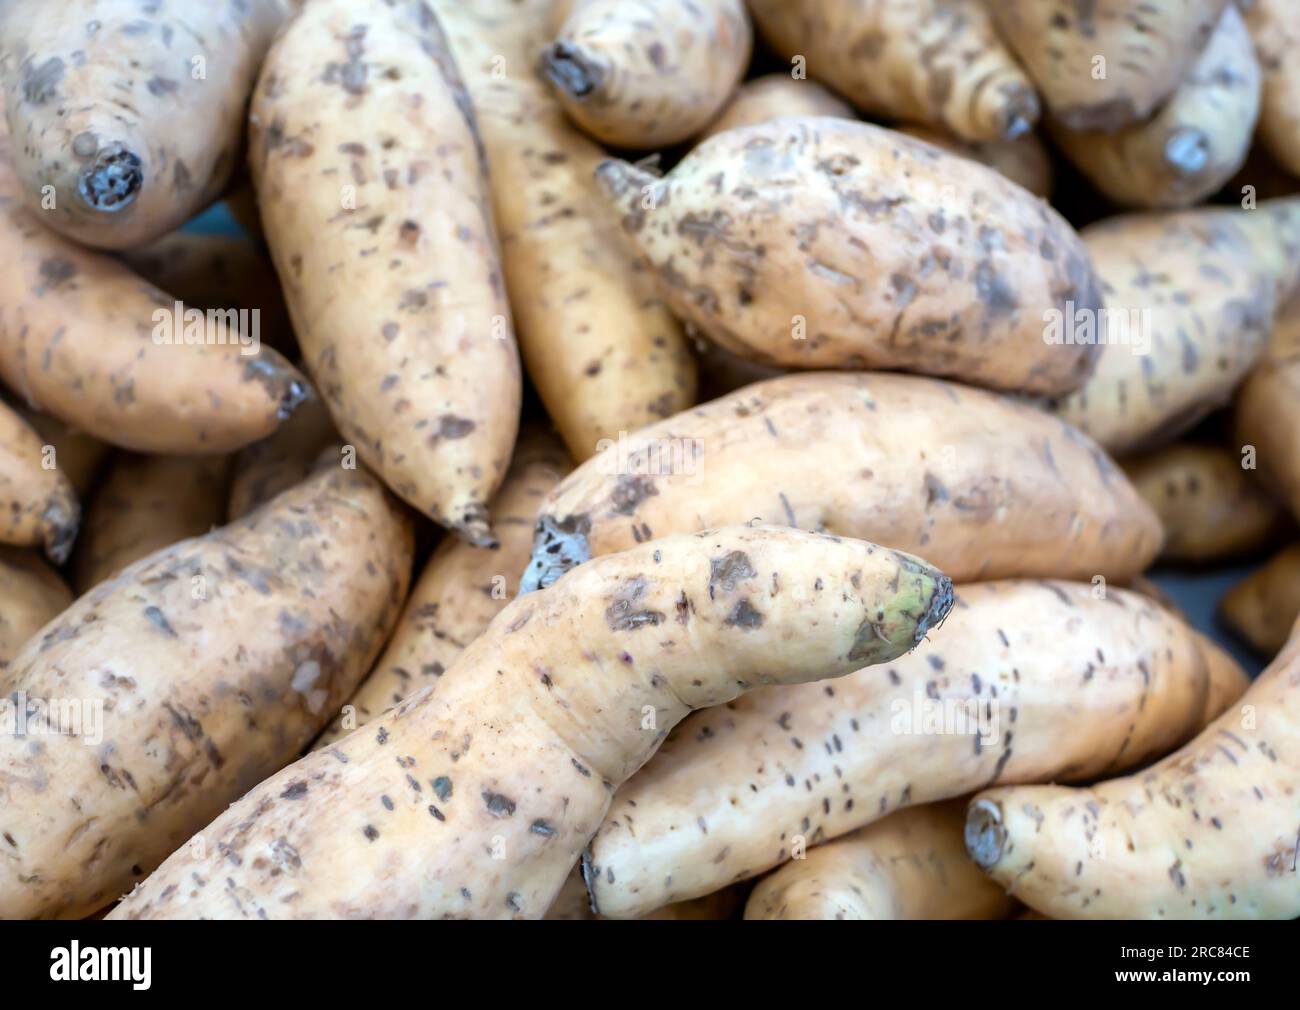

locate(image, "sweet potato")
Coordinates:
744 801 1012 920
598 118 1102 395
1047 5 1260 209
702 75 853 140
0 0 292 249
226 387 338 520
0 462 413 919
1236 292 1300 523
541 0 751 148
546 866 744 920
314 428 569 747
434 0 695 462
1219 543 1300 657
1050 201 1300 455
250 0 521 546
1122 443 1286 563
0 546 71 668
584 580 1230 917
0 128 310 455
109 525 952 919
1244 0 1300 177
8 403 109 497
521 373 1161 593
966 622 1300 919
990 0 1229 132
748 0 1038 142
0 398 78 563
71 453 231 593
897 126 1054 200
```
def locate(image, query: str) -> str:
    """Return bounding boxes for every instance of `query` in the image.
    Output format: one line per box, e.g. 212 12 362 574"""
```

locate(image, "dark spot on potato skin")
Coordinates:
709 551 756 599
605 576 666 631
724 598 764 629
482 790 516 818
22 57 65 105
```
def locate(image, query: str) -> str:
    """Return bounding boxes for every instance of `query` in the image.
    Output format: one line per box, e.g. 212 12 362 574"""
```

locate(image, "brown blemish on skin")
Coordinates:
605 576 666 631
482 790 516 818
724 598 764 629
22 57 65 105
709 551 756 599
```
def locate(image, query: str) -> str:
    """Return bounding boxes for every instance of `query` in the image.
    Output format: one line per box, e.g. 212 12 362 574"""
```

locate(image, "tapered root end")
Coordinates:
579 847 601 917
451 504 498 550
998 86 1041 141
77 145 143 213
540 41 605 101
241 357 310 421
965 799 1007 869
916 574 954 643
519 513 592 595
42 498 79 566
593 158 657 203
1164 127 1210 177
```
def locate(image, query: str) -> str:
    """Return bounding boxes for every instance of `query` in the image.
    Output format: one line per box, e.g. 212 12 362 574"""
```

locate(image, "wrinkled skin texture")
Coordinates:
744 801 1011 920
1219 544 1300 658
1122 443 1286 564
585 581 1233 917
702 74 854 141
991 0 1228 132
250 0 521 546
1237 292 1300 525
542 0 751 148
967 623 1300 919
748 0 1038 142
226 389 338 520
0 463 413 920
434 0 694 462
1050 203 1300 455
72 453 232 593
0 546 71 669
0 399 78 563
897 125 1054 200
599 118 1102 395
522 373 1162 593
1243 0 1300 176
1048 5 1260 209
314 427 570 747
0 0 293 249
110 525 952 919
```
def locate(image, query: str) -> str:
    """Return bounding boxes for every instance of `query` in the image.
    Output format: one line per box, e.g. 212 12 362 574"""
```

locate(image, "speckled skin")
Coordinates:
0 546 71 669
72 453 232 593
1122 444 1285 564
109 525 951 919
990 0 1228 132
748 0 1039 142
702 75 854 141
1243 0 1300 176
522 373 1162 592
0 463 413 920
0 0 293 249
541 0 751 148
249 0 521 547
1050 205 1299 456
545 865 745 919
1048 6 1260 210
0 399 79 564
1237 291 1300 526
967 621 1300 919
434 0 695 462
226 388 337 520
9 403 109 498
313 427 570 747
897 126 1054 200
0 126 309 455
1220 544 1300 657
599 118 1103 394
585 581 1229 918
744 801 1012 920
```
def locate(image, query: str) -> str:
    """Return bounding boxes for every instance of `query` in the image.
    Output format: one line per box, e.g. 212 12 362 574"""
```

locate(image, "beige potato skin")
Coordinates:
72 453 231 593
1236 292 1300 524
1122 443 1285 563
0 463 413 920
1219 543 1300 657
702 75 854 140
541 0 751 149
966 624 1300 919
1050 203 1300 455
522 373 1162 593
991 0 1229 132
434 0 694 462
897 126 1054 200
314 428 570 747
0 399 78 563
110 525 952 919
250 0 521 546
745 801 1012 920
0 0 293 249
226 387 338 520
1244 0 1300 177
599 118 1102 395
585 581 1226 918
1047 5 1261 209
0 546 71 669
9 403 109 498
748 0 1038 142
546 866 744 919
